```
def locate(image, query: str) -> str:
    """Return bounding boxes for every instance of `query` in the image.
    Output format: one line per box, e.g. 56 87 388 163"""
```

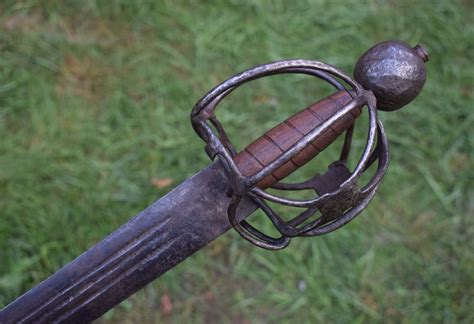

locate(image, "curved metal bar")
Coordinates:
249 97 377 209
209 114 237 156
361 120 390 194
196 68 345 124
191 60 364 119
227 194 290 250
200 68 348 161
302 186 378 236
287 206 321 227
190 59 390 247
261 114 389 238
344 95 378 180
190 61 366 193
339 123 355 163
252 186 326 208
271 177 322 191
248 96 366 185
279 68 347 90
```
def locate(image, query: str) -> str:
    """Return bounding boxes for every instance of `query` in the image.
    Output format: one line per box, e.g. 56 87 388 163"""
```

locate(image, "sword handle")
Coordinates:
234 90 361 188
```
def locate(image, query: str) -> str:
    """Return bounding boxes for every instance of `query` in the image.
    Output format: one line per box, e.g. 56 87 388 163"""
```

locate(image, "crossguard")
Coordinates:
191 60 389 250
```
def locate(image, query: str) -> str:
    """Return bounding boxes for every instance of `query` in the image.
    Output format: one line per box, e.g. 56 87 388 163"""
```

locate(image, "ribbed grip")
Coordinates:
234 90 361 188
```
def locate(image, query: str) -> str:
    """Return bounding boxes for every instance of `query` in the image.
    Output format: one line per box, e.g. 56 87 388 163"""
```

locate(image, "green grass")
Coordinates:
1 0 473 322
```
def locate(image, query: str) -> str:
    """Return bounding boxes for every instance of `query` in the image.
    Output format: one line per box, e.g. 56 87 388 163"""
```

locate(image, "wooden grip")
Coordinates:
233 90 361 189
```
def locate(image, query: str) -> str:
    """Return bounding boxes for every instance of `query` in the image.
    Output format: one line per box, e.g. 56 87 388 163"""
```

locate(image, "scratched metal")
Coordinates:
0 162 257 323
0 40 429 323
354 40 428 111
191 40 428 249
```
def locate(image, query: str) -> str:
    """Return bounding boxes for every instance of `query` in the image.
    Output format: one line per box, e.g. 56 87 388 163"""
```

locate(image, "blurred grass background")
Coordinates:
0 0 473 323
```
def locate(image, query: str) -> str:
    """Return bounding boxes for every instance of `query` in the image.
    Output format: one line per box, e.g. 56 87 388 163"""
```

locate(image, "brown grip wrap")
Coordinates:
234 90 361 189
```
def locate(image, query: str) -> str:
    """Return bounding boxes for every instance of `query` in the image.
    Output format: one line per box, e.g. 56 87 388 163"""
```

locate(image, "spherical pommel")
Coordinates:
354 40 428 111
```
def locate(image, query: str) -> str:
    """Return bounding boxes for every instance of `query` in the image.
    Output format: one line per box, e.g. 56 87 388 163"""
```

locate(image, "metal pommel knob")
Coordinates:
354 40 428 111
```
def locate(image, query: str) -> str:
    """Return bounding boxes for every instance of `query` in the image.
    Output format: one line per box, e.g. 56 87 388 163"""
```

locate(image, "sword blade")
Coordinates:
0 162 256 323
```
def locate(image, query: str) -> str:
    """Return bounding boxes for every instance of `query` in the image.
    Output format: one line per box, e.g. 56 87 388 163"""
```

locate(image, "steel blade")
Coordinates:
0 161 257 323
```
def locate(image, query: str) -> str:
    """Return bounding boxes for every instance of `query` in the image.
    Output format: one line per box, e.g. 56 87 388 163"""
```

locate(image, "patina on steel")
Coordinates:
0 164 257 323
191 40 427 249
354 40 428 111
0 40 428 323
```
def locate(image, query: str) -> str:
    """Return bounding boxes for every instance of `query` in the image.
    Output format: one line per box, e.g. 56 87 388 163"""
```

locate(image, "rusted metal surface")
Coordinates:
191 40 427 250
192 67 361 247
0 40 428 323
354 40 428 111
0 163 257 323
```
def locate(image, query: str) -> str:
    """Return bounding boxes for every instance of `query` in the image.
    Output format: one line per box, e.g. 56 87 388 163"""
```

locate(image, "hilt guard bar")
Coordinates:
191 60 389 250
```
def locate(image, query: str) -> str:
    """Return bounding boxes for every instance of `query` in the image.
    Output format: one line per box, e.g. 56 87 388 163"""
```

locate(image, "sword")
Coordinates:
0 40 428 323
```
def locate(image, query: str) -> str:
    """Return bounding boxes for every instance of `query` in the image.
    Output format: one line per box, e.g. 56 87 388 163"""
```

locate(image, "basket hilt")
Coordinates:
191 40 428 250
